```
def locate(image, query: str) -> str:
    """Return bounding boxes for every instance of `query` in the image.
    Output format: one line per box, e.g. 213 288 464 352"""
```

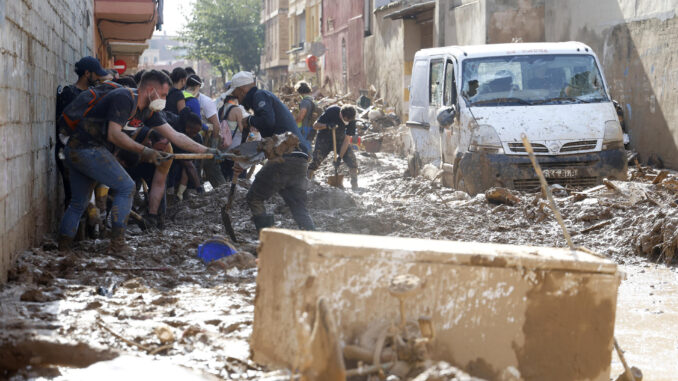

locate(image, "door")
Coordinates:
441 57 459 164
428 58 445 165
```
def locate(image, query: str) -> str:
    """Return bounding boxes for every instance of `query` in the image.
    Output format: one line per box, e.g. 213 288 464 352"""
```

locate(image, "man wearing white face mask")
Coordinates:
57 70 218 253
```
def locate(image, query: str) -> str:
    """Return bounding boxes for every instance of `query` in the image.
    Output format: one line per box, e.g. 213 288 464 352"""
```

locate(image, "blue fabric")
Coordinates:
242 87 310 154
59 146 135 238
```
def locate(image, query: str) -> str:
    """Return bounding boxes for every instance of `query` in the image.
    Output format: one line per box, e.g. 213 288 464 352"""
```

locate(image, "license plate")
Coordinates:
542 169 578 178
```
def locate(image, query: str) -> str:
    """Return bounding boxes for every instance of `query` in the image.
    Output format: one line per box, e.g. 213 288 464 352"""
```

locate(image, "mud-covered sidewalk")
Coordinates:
1 152 677 380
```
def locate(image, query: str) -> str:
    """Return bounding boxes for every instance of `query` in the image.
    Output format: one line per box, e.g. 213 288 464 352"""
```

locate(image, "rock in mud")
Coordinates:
421 164 443 181
155 325 176 344
484 188 520 206
20 288 48 302
411 361 485 381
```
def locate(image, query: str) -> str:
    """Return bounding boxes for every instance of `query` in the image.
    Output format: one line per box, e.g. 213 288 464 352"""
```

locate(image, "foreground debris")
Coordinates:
0 152 677 380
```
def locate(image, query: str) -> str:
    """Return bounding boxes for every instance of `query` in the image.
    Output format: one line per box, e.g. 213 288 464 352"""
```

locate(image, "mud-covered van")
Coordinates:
407 42 627 195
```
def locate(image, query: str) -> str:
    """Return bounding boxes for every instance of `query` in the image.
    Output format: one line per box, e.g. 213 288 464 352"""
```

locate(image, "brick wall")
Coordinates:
0 0 94 282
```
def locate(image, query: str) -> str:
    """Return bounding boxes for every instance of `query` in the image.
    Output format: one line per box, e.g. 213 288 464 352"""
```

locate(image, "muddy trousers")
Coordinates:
246 156 315 231
59 146 135 238
308 139 358 172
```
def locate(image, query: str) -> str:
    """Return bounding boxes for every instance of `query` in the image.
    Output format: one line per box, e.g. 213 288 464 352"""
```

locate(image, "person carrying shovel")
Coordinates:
308 105 359 190
224 71 315 233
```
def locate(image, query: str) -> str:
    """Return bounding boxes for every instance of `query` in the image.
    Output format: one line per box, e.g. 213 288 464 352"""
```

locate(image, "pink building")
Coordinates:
321 0 366 95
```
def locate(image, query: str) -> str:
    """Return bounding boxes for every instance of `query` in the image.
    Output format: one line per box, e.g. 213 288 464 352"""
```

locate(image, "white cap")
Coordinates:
224 71 255 96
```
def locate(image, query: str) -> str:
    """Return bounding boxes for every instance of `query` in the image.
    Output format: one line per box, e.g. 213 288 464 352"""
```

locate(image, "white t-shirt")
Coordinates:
198 93 218 120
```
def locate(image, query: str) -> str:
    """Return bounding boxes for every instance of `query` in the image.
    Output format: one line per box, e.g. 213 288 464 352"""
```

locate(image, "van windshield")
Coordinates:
461 54 608 106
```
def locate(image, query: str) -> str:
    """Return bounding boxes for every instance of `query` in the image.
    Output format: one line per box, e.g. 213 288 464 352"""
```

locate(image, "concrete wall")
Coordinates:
486 0 544 43
0 0 94 282
441 0 487 46
364 4 405 114
545 0 678 168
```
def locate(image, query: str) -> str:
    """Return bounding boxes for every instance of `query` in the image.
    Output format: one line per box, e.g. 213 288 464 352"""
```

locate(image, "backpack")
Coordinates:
303 96 321 124
57 80 135 136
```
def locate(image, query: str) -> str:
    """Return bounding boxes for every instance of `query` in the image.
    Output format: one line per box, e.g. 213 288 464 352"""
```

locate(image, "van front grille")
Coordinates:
508 142 548 153
513 177 599 191
560 140 598 152
516 161 596 169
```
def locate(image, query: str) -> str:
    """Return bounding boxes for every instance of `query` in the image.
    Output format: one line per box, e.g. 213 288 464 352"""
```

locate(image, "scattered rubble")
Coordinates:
0 149 677 379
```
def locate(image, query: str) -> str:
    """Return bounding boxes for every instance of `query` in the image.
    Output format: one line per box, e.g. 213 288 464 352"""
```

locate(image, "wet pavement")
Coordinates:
0 152 676 380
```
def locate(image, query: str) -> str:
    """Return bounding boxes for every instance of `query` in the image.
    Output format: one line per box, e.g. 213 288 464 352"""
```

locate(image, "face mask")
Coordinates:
148 89 166 111
149 98 166 112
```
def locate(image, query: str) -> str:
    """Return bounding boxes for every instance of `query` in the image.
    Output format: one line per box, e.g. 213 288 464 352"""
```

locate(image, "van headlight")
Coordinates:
469 123 504 154
603 120 623 150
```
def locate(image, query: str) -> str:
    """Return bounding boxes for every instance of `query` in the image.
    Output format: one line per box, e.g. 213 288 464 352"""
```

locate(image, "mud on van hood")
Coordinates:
468 103 617 155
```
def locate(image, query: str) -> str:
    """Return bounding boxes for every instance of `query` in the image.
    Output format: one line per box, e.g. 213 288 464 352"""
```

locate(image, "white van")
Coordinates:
407 42 627 195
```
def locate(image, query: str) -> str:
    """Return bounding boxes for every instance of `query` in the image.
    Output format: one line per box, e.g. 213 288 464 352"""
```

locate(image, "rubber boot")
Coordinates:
143 214 161 231
57 235 73 252
349 168 359 191
253 214 275 232
107 227 132 256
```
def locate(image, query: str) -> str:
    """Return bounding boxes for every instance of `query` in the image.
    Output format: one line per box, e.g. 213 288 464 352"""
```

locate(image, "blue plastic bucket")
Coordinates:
197 238 237 263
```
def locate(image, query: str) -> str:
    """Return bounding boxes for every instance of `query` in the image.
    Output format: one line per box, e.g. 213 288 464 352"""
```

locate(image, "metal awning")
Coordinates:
383 1 435 20
108 41 149 56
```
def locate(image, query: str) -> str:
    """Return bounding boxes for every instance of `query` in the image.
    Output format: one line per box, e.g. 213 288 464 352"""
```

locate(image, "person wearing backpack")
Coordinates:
56 70 217 252
218 85 252 181
295 81 319 146
55 56 111 209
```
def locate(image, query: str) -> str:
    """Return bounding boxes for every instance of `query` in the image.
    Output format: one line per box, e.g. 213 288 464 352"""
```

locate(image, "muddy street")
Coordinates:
1 152 677 380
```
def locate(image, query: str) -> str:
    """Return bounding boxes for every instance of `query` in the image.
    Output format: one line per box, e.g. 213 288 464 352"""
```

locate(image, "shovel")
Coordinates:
220 173 240 243
327 127 344 188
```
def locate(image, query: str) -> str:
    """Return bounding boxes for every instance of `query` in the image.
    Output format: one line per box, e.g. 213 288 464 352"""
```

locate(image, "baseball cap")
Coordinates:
75 56 109 77
223 71 255 96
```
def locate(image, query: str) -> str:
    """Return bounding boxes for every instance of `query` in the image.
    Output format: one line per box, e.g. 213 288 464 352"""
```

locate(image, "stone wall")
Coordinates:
545 0 678 169
364 5 405 115
0 0 94 282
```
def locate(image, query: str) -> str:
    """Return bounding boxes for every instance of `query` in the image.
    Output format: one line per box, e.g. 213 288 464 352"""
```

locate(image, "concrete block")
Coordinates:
252 229 620 381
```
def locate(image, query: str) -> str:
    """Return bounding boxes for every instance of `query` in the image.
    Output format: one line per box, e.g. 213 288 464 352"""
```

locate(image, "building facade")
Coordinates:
321 0 366 96
261 0 290 90
287 0 322 83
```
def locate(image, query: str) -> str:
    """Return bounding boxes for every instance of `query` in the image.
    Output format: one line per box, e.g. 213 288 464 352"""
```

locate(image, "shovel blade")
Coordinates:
220 204 238 243
327 175 344 188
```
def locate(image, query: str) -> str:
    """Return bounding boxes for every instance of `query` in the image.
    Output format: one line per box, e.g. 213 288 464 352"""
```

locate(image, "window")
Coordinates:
410 60 428 107
297 12 306 46
443 59 456 106
429 59 444 106
461 54 608 106
364 0 373 36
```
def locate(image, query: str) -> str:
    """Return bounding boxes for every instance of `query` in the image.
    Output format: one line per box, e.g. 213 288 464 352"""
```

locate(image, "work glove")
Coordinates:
141 147 170 166
206 147 224 162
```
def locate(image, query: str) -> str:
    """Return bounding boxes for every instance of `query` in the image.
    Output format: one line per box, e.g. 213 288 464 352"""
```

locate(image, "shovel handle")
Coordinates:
171 153 216 160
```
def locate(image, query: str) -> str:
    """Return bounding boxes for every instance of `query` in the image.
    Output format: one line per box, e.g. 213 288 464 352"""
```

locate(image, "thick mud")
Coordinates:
1 152 677 380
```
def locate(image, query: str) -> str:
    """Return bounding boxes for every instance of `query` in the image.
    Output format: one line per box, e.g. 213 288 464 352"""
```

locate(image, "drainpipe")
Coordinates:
436 0 445 47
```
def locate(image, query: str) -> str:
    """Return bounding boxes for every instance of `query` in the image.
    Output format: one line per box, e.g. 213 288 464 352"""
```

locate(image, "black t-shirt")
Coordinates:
71 88 166 147
165 87 185 115
316 106 356 143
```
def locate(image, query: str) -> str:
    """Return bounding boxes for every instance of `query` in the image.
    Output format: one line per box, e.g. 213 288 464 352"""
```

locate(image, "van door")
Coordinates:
428 58 445 166
408 58 437 164
441 57 459 165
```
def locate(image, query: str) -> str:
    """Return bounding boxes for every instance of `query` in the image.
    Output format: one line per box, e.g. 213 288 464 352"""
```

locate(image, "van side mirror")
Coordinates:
436 105 456 127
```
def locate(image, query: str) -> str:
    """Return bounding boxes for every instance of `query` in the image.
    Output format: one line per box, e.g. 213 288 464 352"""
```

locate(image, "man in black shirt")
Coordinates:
55 56 111 208
58 70 218 252
226 71 314 232
166 67 187 114
309 105 360 190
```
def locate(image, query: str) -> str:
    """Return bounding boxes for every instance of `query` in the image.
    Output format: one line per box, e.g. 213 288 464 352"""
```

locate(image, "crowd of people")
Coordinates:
54 56 361 253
